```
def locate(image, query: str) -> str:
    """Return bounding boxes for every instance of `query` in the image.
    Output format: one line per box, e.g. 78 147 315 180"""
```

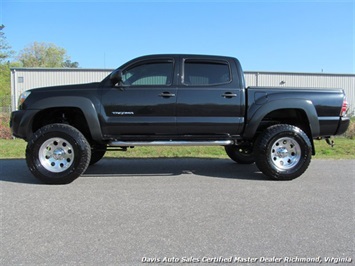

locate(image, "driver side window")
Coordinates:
122 60 174 86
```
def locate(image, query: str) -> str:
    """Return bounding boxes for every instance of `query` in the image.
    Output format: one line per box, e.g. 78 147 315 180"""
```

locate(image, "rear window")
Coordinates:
183 60 231 86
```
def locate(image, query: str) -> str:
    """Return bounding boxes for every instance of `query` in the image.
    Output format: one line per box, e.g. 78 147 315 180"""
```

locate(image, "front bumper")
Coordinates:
10 110 38 141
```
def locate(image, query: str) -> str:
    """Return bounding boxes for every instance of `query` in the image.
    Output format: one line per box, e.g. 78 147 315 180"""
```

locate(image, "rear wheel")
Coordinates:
26 124 91 184
225 142 255 164
254 124 312 180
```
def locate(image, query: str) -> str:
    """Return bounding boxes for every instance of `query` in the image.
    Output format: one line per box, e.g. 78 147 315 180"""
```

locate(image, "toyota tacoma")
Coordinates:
10 54 350 184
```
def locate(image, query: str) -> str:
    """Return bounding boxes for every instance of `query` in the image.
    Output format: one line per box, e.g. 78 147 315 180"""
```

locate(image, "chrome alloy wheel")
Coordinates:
39 137 74 173
270 137 301 171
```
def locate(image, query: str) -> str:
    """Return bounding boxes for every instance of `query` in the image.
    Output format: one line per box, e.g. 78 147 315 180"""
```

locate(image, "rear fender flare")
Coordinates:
243 99 320 139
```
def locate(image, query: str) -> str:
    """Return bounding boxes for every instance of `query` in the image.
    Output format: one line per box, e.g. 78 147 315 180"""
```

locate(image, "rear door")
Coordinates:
101 58 177 136
177 57 244 135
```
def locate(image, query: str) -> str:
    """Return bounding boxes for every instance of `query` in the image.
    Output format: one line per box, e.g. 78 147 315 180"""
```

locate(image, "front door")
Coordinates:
101 59 177 137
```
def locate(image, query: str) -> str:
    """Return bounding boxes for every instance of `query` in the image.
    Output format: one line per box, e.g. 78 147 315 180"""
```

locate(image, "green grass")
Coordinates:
313 138 355 159
1 137 354 159
0 139 27 158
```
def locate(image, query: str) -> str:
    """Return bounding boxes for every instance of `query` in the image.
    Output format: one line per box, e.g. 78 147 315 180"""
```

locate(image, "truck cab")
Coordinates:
100 55 245 138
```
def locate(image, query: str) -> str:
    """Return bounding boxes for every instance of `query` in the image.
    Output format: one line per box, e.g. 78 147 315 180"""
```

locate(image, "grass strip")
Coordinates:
1 138 354 160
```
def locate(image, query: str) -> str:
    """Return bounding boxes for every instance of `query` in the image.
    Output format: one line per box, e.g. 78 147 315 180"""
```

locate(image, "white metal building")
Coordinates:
10 68 355 115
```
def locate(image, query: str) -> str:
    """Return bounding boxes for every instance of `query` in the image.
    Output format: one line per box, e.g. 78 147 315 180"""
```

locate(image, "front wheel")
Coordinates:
26 124 91 184
254 124 312 180
90 143 107 165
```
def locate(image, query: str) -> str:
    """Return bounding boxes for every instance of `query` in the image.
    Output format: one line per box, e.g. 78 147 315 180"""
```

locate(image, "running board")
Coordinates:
108 140 234 147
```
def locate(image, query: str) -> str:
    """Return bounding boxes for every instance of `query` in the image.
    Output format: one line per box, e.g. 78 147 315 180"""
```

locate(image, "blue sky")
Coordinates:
1 0 354 73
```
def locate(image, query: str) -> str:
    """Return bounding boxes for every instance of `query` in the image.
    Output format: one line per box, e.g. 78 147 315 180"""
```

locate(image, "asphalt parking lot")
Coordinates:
1 158 354 265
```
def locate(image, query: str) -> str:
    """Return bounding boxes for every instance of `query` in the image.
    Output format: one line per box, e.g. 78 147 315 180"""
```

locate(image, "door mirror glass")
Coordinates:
110 69 123 86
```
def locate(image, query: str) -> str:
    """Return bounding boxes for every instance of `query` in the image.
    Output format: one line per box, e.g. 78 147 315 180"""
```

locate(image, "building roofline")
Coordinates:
10 67 355 77
10 67 114 72
244 71 355 77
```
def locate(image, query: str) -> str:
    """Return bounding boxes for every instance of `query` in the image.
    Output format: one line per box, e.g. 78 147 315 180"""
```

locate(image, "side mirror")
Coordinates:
110 69 123 87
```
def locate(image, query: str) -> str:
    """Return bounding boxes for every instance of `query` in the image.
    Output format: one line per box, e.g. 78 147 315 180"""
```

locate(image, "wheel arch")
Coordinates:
243 99 319 155
30 96 102 142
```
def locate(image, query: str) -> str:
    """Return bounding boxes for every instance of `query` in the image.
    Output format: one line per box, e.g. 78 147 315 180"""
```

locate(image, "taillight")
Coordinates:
340 97 348 116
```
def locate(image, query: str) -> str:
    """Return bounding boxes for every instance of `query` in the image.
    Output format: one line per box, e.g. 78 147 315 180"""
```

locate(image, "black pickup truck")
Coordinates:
10 54 350 184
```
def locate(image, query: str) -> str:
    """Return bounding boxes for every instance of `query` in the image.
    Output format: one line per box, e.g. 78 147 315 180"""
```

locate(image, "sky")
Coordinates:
1 0 354 73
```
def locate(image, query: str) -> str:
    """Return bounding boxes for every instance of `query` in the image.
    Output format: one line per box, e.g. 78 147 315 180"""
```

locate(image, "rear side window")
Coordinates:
183 60 231 86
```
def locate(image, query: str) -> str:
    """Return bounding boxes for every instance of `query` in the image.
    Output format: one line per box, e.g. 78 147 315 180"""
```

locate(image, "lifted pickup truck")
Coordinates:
11 54 350 184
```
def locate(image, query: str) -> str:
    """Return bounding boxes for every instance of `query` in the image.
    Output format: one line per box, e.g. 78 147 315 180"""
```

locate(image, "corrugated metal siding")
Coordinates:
244 72 257 87
11 68 112 110
256 72 353 90
11 68 355 115
12 68 111 94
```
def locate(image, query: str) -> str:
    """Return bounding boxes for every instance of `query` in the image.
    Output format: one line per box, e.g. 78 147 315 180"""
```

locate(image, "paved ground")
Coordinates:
1 158 354 265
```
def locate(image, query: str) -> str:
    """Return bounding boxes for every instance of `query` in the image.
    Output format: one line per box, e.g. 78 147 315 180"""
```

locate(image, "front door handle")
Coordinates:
222 92 237 98
159 92 176 98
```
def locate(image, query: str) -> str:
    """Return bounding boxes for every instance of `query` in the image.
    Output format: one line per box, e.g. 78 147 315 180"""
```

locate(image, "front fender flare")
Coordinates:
30 96 102 141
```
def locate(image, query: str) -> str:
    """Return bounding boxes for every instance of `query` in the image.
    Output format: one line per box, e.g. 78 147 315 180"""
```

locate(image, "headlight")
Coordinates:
18 91 31 110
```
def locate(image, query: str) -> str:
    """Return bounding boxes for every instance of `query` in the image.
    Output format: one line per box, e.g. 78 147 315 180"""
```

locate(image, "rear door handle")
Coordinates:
222 92 237 98
159 92 176 98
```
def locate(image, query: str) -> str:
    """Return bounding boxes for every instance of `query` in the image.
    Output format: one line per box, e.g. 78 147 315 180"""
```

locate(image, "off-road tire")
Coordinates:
225 144 255 164
26 123 91 184
90 143 107 165
255 124 312 180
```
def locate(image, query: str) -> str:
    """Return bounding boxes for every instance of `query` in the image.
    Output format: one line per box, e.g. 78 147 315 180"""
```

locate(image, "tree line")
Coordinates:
0 25 79 96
